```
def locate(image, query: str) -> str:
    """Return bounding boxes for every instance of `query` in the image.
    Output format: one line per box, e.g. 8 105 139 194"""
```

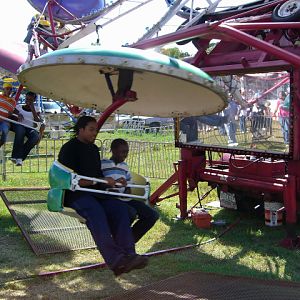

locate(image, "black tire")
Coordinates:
272 0 300 22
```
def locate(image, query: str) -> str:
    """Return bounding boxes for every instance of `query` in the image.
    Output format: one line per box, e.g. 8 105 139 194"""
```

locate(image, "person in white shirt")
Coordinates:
10 91 43 166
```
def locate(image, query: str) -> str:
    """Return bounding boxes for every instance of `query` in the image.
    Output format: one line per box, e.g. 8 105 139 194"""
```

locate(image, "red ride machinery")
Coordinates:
20 0 300 248
133 0 300 247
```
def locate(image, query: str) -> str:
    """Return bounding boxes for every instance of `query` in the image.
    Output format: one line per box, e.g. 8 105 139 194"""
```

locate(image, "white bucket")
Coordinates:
264 202 283 227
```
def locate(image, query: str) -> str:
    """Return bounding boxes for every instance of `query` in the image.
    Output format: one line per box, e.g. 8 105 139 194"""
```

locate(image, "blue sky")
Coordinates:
1 0 251 51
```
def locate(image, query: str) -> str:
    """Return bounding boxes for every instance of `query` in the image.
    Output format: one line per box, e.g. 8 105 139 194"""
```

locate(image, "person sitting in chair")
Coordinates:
10 91 44 166
58 116 148 276
101 138 159 243
0 83 16 148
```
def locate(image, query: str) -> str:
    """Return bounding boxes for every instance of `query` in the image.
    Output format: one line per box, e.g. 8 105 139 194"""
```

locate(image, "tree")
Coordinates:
160 47 190 59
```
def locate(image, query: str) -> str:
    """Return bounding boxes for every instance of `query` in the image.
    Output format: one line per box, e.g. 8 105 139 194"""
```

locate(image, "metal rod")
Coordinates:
0 191 39 254
228 22 300 30
96 98 127 130
37 218 240 277
218 24 300 68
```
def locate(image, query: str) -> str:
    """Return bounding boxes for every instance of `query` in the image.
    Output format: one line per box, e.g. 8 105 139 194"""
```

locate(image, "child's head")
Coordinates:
111 138 129 163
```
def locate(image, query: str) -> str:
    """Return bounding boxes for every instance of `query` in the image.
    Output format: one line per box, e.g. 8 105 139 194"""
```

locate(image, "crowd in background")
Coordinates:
181 88 290 147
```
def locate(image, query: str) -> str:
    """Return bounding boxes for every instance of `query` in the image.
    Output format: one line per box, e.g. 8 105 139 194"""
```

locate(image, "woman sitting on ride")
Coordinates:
57 115 148 276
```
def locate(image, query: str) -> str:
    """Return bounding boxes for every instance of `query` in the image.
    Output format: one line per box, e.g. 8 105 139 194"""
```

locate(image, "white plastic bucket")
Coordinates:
264 202 283 227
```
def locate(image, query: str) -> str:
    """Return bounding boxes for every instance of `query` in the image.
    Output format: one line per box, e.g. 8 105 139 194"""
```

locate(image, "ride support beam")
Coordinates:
149 172 178 205
213 0 285 25
96 98 127 130
47 1 59 49
227 22 300 31
292 69 300 160
217 24 300 69
200 171 285 193
284 175 297 224
177 159 188 219
14 85 24 102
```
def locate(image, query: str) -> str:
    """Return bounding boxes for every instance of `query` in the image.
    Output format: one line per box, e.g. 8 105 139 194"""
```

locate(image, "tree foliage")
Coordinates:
160 47 190 59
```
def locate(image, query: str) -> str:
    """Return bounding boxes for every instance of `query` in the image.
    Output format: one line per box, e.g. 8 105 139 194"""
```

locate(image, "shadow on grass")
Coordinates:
2 193 300 299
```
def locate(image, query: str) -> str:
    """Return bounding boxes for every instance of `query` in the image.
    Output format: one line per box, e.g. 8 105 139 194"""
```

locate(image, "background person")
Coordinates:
58 116 148 276
0 83 16 148
10 91 44 166
223 97 238 146
274 91 290 145
101 138 159 243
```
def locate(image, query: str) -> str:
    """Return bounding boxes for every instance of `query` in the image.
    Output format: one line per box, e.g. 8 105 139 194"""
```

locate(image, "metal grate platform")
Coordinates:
106 271 300 300
0 188 96 255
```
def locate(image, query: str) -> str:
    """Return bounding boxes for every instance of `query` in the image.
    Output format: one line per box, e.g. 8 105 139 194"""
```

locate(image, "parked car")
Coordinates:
41 101 62 114
117 115 174 131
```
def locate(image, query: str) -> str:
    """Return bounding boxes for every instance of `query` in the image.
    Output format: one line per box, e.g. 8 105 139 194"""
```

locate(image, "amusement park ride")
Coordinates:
2 0 300 248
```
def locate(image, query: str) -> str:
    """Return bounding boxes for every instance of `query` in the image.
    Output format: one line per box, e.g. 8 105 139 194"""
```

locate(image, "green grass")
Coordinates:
1 131 300 299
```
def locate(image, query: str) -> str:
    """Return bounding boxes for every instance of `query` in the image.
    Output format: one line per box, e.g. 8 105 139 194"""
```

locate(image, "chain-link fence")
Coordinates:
0 138 179 181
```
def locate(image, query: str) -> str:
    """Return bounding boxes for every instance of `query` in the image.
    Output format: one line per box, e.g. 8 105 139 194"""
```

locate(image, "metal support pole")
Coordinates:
218 24 300 68
177 159 188 219
292 69 300 160
47 1 59 49
284 175 297 224
96 98 127 130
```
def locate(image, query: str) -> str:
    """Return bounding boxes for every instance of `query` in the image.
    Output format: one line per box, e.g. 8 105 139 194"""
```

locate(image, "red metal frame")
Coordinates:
38 1 300 243
32 0 84 53
132 1 300 240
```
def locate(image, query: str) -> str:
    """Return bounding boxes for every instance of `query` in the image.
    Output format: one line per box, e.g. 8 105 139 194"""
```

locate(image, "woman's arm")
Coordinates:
30 103 42 122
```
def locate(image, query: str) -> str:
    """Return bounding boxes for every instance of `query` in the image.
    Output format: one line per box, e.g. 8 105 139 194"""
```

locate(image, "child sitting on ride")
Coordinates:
101 138 159 243
0 83 17 148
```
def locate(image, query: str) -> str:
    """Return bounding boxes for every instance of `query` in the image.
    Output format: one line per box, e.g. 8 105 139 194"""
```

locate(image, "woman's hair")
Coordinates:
73 115 97 136
111 138 128 150
279 91 287 98
26 91 37 99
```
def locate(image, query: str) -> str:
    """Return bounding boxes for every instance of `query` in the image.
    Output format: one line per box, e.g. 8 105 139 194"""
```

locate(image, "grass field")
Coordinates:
1 131 300 299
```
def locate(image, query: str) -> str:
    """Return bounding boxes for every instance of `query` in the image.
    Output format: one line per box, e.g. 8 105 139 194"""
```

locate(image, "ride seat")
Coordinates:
47 161 150 222
129 172 150 203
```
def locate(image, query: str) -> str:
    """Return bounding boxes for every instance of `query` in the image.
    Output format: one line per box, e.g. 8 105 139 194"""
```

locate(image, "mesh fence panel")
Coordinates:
0 189 96 255
1 138 178 180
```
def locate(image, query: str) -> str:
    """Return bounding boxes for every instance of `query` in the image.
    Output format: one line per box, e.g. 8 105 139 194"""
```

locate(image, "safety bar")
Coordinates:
1 114 43 132
71 174 150 200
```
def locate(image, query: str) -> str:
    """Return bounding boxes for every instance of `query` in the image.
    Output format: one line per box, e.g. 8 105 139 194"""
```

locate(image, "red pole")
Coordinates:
249 77 289 105
177 159 188 219
292 69 300 160
47 1 59 49
149 172 178 205
14 85 24 102
218 24 300 68
227 22 300 31
214 0 287 25
96 98 127 130
37 218 240 278
284 175 297 224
